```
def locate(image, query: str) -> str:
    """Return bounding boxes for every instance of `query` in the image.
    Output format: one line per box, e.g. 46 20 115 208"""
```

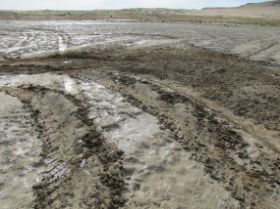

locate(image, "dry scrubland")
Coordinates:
1 1 280 26
0 1 280 209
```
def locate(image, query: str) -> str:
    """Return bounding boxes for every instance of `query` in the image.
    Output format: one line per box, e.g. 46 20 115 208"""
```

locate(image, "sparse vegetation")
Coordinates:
1 9 280 26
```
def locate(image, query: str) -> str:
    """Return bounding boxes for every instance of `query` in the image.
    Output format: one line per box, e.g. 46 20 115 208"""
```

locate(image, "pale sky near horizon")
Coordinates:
0 0 271 10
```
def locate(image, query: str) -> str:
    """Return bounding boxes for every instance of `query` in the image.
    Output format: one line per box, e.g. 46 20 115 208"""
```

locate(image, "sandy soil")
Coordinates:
0 20 279 209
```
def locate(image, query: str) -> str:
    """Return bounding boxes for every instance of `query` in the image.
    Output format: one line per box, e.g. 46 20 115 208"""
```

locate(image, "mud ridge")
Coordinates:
1 20 280 208
94 72 280 209
3 85 126 209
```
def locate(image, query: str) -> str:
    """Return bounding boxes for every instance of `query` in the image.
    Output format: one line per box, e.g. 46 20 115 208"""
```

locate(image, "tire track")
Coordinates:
68 76 240 209
0 91 42 209
3 84 125 209
89 72 280 209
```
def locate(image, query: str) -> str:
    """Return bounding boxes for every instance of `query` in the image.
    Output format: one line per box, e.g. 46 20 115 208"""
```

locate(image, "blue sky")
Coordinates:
0 0 270 10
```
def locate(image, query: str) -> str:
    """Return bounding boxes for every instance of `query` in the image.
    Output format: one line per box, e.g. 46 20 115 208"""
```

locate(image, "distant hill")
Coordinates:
198 0 280 19
0 1 279 26
241 0 280 7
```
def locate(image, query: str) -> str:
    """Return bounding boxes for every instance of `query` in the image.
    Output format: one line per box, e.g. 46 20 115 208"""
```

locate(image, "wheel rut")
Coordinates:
1 76 126 209
0 71 279 209
74 71 279 209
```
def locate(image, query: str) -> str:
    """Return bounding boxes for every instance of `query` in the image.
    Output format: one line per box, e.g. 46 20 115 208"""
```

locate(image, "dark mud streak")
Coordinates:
105 73 280 209
251 42 278 57
113 45 280 133
3 86 126 209
1 39 280 208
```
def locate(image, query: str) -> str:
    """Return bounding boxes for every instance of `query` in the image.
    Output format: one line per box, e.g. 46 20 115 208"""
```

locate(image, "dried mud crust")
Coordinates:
70 71 280 209
2 86 125 209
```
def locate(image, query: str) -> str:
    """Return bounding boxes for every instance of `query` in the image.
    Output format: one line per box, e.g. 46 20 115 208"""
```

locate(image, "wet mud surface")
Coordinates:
1 21 280 64
0 92 41 209
0 21 280 209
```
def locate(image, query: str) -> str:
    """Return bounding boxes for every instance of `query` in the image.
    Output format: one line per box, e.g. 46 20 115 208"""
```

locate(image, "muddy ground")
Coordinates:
0 21 279 209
